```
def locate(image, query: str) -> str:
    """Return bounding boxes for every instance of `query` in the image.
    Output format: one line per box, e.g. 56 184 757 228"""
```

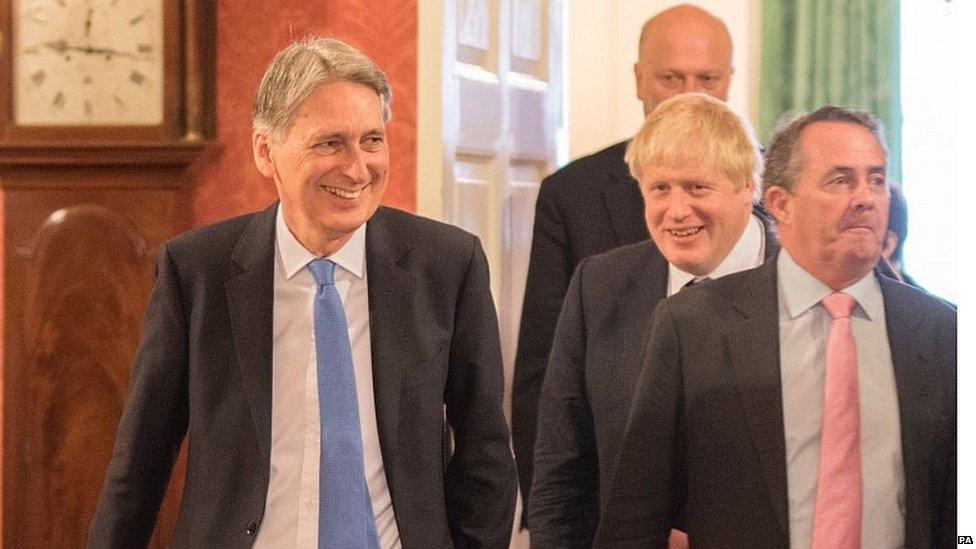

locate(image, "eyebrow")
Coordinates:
306 127 386 143
823 165 886 177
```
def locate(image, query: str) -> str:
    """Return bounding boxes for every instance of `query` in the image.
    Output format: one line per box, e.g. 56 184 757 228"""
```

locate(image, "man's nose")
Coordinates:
851 179 879 209
340 147 371 183
666 191 693 219
681 77 702 93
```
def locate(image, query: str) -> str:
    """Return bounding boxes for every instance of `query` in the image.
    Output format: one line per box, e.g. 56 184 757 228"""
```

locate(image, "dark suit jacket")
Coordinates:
528 211 778 548
594 257 956 548
512 141 646 516
88 204 517 549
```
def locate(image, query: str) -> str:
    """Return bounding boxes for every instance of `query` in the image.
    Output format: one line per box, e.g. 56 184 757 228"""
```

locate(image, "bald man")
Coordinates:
512 4 735 526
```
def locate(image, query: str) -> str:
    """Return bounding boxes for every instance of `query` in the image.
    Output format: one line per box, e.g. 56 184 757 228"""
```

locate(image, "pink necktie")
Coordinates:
811 292 861 549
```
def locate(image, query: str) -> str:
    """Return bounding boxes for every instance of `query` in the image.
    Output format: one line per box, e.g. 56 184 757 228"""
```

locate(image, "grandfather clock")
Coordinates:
0 0 215 546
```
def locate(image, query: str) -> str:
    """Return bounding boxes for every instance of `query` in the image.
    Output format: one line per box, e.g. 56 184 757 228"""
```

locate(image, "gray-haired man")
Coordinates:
89 37 516 548
596 107 955 548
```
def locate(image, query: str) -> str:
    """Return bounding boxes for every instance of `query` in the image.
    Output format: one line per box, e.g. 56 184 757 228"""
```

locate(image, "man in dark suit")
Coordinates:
89 37 516 548
882 184 923 288
511 5 737 518
529 93 774 548
596 107 956 548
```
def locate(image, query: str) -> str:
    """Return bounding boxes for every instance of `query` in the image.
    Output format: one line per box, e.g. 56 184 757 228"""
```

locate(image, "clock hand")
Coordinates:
84 8 93 38
41 40 138 60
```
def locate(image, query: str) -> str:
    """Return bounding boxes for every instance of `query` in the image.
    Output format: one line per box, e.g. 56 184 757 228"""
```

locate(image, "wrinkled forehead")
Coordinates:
796 121 888 172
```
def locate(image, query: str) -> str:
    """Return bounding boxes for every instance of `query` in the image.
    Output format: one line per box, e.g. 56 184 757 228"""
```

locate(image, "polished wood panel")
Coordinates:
0 167 189 548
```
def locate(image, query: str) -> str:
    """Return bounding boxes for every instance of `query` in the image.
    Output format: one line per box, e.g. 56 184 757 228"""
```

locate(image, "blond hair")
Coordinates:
625 93 761 198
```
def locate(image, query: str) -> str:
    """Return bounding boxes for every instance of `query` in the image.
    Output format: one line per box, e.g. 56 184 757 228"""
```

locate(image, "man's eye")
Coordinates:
363 136 385 149
698 75 718 87
869 175 886 187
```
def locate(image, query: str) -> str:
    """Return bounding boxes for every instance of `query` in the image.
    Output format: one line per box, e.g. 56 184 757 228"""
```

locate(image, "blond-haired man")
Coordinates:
528 93 775 548
512 5 736 518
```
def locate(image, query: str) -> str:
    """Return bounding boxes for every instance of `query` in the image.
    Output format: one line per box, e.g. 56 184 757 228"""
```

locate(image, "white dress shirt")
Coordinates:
254 206 401 548
667 212 766 296
777 249 905 549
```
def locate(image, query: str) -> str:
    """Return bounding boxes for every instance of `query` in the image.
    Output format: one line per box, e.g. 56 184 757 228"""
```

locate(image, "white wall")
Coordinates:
567 0 762 160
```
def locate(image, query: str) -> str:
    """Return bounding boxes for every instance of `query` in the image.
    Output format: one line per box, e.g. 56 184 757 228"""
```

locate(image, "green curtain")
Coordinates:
758 0 901 182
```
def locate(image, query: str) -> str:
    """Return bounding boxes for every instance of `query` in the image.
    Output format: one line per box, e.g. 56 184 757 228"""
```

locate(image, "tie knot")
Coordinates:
682 276 711 291
308 258 337 286
822 292 856 319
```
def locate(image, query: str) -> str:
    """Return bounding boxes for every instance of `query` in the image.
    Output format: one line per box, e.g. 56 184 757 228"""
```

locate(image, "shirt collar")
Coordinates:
275 204 367 280
669 212 765 294
777 248 883 321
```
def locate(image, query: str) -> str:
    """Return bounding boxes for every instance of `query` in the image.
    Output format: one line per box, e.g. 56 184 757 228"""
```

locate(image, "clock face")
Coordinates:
13 0 164 126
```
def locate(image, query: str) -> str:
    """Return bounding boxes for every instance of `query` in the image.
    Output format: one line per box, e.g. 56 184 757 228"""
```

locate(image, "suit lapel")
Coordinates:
619 244 669 400
723 259 790 540
225 203 278 466
364 209 425 474
881 276 940 546
600 141 648 246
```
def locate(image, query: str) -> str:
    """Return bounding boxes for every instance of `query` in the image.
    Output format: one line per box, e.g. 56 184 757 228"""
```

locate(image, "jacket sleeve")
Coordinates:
444 236 518 549
936 308 957 548
88 243 189 548
594 299 683 549
511 178 572 519
528 259 600 548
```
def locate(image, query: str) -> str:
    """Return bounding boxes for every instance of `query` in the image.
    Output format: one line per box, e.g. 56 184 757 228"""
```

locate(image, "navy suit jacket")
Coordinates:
89 204 517 548
528 211 777 547
512 141 646 516
595 257 956 548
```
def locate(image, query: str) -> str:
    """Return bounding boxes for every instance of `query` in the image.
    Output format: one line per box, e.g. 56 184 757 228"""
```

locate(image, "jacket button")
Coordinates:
246 522 257 535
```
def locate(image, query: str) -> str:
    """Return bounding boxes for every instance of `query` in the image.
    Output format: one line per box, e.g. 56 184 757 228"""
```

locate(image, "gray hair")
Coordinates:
762 106 887 194
252 37 392 138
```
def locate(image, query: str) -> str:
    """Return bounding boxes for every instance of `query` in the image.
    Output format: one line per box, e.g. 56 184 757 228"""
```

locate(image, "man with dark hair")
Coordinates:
89 37 516 548
882 185 921 287
512 5 736 522
596 106 956 548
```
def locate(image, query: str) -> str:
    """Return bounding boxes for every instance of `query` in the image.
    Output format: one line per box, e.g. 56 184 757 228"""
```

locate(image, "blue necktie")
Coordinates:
308 259 380 549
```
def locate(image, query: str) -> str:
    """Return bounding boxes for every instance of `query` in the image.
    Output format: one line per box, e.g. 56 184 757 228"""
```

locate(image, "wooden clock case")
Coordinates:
0 1 215 546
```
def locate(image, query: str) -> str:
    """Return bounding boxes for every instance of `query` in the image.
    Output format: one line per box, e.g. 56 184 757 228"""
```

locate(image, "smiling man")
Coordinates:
596 107 956 548
88 37 516 549
512 6 736 520
528 93 776 548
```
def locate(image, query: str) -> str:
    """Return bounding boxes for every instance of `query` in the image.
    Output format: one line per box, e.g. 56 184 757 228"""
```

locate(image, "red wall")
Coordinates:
191 0 418 226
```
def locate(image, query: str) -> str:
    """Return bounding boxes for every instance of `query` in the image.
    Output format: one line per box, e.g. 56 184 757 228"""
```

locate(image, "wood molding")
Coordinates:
0 140 218 169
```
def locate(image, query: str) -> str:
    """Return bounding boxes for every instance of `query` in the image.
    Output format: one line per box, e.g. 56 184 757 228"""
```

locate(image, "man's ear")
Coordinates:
882 230 899 260
634 62 645 101
741 179 757 205
252 130 276 179
764 186 792 225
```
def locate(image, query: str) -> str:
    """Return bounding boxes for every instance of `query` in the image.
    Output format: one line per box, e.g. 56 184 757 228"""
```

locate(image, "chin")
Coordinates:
838 249 882 277
672 259 710 276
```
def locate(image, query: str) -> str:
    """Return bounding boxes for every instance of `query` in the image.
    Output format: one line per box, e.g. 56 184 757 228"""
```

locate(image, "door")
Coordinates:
417 0 565 543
